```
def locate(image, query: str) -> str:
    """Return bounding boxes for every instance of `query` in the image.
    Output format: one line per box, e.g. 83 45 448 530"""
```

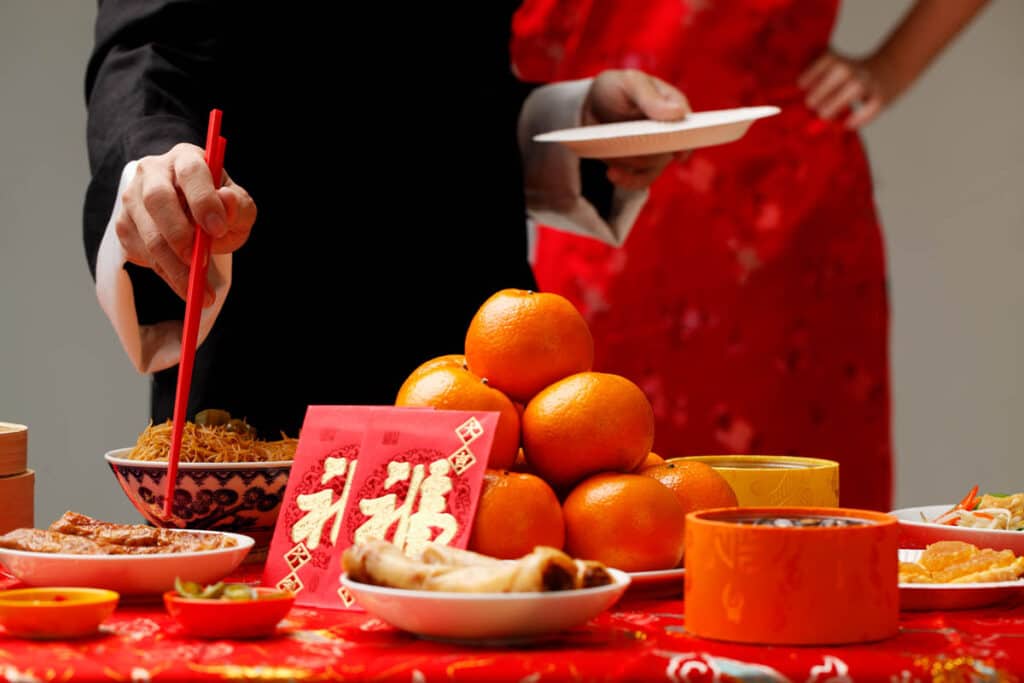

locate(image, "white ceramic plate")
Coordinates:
534 106 781 158
890 504 1024 555
626 567 685 598
340 568 631 643
899 548 1024 611
0 531 253 596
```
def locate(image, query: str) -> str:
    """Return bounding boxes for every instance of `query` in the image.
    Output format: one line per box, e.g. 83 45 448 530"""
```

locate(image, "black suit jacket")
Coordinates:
84 1 545 436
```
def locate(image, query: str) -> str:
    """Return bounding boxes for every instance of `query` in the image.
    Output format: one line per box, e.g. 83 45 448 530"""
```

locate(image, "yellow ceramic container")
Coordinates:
671 455 839 507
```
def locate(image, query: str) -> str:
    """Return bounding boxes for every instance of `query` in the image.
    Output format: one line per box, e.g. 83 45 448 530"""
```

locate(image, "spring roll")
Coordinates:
419 543 503 567
574 559 614 588
342 539 452 589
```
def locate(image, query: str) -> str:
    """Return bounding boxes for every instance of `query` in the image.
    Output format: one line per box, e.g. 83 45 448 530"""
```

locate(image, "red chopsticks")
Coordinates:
164 109 226 517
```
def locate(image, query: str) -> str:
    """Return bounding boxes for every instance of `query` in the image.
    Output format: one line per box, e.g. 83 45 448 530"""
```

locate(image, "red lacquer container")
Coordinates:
684 507 899 645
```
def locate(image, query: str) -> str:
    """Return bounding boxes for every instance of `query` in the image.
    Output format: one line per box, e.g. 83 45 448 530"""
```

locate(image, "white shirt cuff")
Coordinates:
518 77 648 260
95 160 232 375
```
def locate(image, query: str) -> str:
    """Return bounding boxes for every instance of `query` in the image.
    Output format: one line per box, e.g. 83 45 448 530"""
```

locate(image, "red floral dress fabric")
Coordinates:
512 0 892 511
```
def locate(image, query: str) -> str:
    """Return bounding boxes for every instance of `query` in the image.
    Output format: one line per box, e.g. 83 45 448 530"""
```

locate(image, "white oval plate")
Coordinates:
890 504 1024 556
534 105 781 158
0 531 253 596
340 568 631 643
899 548 1024 611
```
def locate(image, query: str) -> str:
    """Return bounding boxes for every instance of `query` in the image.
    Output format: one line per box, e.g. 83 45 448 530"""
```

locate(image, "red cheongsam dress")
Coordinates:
513 0 892 510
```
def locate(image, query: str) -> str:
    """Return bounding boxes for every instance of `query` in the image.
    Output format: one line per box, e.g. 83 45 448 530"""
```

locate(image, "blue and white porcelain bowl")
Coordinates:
104 448 292 557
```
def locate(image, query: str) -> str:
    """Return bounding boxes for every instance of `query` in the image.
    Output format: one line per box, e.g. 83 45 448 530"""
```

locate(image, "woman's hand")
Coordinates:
800 1 989 131
799 50 892 130
582 69 691 190
115 142 257 303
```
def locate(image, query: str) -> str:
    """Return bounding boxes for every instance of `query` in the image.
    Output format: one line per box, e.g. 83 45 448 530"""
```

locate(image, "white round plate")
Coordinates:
0 531 253 596
534 105 781 158
340 568 631 643
899 548 1024 611
626 567 685 598
889 504 1024 555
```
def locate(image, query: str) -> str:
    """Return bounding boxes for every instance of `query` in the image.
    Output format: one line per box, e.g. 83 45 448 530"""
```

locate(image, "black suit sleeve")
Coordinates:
505 3 616 225
83 0 228 322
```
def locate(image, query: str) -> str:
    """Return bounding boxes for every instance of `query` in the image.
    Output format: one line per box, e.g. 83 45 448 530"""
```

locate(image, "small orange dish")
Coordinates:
0 587 119 639
164 587 295 639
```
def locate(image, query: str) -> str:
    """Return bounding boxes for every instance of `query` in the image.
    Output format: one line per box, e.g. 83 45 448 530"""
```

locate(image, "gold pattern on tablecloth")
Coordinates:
913 655 1014 683
187 663 318 679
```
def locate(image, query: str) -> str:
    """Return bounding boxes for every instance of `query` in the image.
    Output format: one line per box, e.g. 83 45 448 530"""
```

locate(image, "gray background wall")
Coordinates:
0 1 1020 525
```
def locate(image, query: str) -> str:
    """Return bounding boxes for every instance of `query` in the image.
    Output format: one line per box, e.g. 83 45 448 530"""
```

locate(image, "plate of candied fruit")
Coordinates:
899 540 1024 611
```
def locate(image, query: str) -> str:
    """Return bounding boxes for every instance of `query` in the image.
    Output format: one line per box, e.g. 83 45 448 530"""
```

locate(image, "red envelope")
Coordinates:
261 405 374 607
262 405 497 610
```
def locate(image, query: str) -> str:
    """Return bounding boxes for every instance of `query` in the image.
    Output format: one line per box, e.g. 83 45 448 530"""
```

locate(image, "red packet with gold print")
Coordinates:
334 407 497 609
261 405 374 608
262 405 496 611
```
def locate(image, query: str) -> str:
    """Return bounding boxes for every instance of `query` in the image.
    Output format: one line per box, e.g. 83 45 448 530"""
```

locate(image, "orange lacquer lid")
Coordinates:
684 507 898 646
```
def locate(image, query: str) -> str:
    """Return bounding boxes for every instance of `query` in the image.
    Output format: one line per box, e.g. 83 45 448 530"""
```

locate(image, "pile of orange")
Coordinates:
395 288 739 572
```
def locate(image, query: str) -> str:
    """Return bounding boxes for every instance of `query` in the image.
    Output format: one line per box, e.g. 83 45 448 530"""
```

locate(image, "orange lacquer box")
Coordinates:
684 507 898 646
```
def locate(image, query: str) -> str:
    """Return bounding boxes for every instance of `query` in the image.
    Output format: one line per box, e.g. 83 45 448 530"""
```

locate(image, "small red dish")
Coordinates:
163 587 295 639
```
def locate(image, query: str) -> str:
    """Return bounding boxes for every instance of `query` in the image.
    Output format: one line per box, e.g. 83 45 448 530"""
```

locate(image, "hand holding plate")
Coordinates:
581 69 691 190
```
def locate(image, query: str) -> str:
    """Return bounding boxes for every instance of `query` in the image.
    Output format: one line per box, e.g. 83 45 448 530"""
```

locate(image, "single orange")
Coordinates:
395 365 519 470
639 460 739 522
464 289 594 402
522 371 654 490
633 452 666 471
640 460 737 566
468 469 564 559
563 473 685 572
396 354 466 398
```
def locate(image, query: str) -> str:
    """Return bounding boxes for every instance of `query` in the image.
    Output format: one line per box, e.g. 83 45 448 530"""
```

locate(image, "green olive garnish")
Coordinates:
174 577 202 597
198 581 226 599
223 418 253 436
173 578 268 601
195 409 231 427
222 584 257 601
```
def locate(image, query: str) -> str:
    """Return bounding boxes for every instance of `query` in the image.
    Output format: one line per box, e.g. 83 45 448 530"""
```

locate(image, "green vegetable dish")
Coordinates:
174 577 286 601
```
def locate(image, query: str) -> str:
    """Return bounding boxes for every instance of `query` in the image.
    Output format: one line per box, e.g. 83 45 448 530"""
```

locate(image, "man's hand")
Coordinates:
115 142 257 304
582 69 691 190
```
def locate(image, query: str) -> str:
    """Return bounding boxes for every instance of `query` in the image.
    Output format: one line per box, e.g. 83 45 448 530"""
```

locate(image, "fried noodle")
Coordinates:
126 420 297 463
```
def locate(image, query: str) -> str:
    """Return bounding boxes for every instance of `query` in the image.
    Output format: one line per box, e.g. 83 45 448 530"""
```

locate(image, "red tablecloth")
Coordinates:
1 567 1022 682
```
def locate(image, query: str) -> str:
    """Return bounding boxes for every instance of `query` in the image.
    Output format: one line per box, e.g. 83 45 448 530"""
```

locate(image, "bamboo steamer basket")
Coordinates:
0 423 27 477
0 470 34 534
0 423 33 533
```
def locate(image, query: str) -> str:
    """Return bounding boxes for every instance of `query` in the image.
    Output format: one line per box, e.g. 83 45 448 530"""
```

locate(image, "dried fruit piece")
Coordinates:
898 562 934 584
918 540 977 572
